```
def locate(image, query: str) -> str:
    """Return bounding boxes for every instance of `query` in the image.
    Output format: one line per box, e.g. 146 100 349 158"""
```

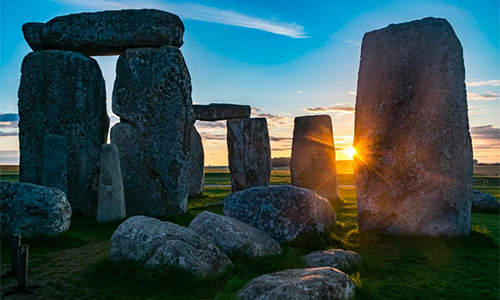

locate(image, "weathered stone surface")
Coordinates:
354 17 473 236
111 46 194 216
42 135 67 194
189 125 204 197
18 50 109 215
23 9 184 55
237 267 356 300
194 103 251 121
304 249 362 272
472 190 499 213
1 181 72 238
22 22 43 51
109 216 232 277
188 211 282 257
227 118 271 191
291 115 339 200
224 185 336 242
97 144 126 222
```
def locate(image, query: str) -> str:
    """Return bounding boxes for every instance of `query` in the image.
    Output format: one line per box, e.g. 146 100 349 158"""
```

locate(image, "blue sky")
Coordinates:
1 0 499 165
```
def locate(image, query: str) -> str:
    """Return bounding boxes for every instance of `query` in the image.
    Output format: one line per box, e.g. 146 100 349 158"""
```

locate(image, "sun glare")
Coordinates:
345 146 357 159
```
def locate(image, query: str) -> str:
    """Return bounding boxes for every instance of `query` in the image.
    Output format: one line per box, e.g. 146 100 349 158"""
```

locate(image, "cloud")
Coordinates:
467 91 500 101
0 114 19 136
195 121 226 130
199 133 226 141
304 104 355 113
348 92 356 96
52 0 308 38
271 146 291 151
466 80 500 87
251 107 263 114
269 136 291 142
0 113 19 122
344 40 361 47
470 125 500 162
470 125 500 141
296 90 303 94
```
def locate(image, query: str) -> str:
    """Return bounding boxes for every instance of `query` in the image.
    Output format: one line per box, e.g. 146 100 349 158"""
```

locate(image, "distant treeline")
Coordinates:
271 157 290 167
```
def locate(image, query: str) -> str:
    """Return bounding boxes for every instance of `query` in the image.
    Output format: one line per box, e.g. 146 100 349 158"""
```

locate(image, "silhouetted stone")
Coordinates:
238 267 355 300
189 125 204 197
111 46 194 216
1 181 72 237
23 9 184 55
97 144 126 222
354 17 473 236
224 185 336 242
194 104 251 121
42 135 67 194
227 118 271 191
291 115 339 200
18 50 109 215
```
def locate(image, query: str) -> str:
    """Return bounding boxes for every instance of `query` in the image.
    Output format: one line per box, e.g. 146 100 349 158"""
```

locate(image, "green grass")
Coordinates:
1 170 498 299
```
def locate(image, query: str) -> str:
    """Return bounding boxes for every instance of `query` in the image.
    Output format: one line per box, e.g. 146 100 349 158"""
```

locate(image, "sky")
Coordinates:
0 0 499 165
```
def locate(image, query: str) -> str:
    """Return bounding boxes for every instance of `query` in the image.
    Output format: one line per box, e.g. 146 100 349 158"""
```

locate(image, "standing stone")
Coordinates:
111 46 194 216
227 118 271 191
23 9 184 55
290 115 339 200
354 17 473 236
97 144 126 222
18 50 109 215
194 103 251 121
42 135 67 194
189 125 204 197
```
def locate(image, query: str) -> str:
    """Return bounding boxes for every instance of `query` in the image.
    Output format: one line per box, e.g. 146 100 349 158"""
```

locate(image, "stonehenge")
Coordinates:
354 17 473 236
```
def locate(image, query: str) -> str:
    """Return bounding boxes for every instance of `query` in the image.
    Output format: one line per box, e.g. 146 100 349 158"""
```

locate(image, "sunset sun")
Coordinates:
345 146 357 159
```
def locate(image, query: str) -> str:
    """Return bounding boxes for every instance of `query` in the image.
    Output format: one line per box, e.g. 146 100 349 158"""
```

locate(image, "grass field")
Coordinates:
0 168 498 299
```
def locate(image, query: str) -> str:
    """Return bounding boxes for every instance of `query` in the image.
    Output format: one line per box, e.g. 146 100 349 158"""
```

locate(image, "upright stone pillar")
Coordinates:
290 115 339 200
189 125 204 197
227 118 271 191
97 144 126 222
111 46 194 216
18 50 109 215
42 135 68 194
354 18 473 236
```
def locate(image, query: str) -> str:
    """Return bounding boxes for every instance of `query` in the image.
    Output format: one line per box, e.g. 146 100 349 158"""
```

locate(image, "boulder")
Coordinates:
472 190 499 213
290 115 339 200
194 103 251 121
18 50 109 215
227 118 271 191
109 216 232 277
188 211 282 257
188 125 204 197
23 9 184 55
237 267 356 300
1 181 72 238
304 249 362 272
111 46 194 216
224 185 336 242
97 144 126 222
354 17 473 236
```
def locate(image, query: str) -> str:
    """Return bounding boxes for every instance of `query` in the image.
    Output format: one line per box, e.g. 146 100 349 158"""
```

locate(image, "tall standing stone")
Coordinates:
189 125 204 197
18 50 109 215
290 115 339 200
111 46 194 216
354 18 473 236
227 118 271 191
97 144 126 222
42 135 68 194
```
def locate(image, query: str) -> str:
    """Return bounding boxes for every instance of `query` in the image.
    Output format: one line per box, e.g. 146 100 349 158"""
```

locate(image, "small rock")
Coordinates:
109 216 232 277
472 190 499 213
224 185 336 242
188 211 282 257
238 267 356 300
304 249 362 272
193 103 251 121
97 144 126 222
1 181 72 237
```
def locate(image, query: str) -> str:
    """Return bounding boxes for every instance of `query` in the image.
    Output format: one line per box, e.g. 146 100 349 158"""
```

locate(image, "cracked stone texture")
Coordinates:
1 181 72 238
237 267 356 300
109 216 232 277
111 46 194 216
291 115 339 200
18 50 109 215
227 118 271 191
188 125 204 197
354 17 473 236
23 9 184 55
224 185 336 242
193 103 251 121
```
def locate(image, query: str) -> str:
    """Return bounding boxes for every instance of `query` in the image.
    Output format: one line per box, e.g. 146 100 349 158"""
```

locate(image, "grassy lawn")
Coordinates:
0 170 498 299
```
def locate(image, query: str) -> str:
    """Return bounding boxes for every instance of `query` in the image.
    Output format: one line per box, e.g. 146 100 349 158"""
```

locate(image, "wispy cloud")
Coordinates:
344 40 361 47
0 113 19 136
466 80 500 87
467 91 500 101
195 120 226 130
270 136 291 142
348 91 356 96
304 104 355 113
199 133 226 141
470 125 500 162
52 0 308 38
296 90 303 94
